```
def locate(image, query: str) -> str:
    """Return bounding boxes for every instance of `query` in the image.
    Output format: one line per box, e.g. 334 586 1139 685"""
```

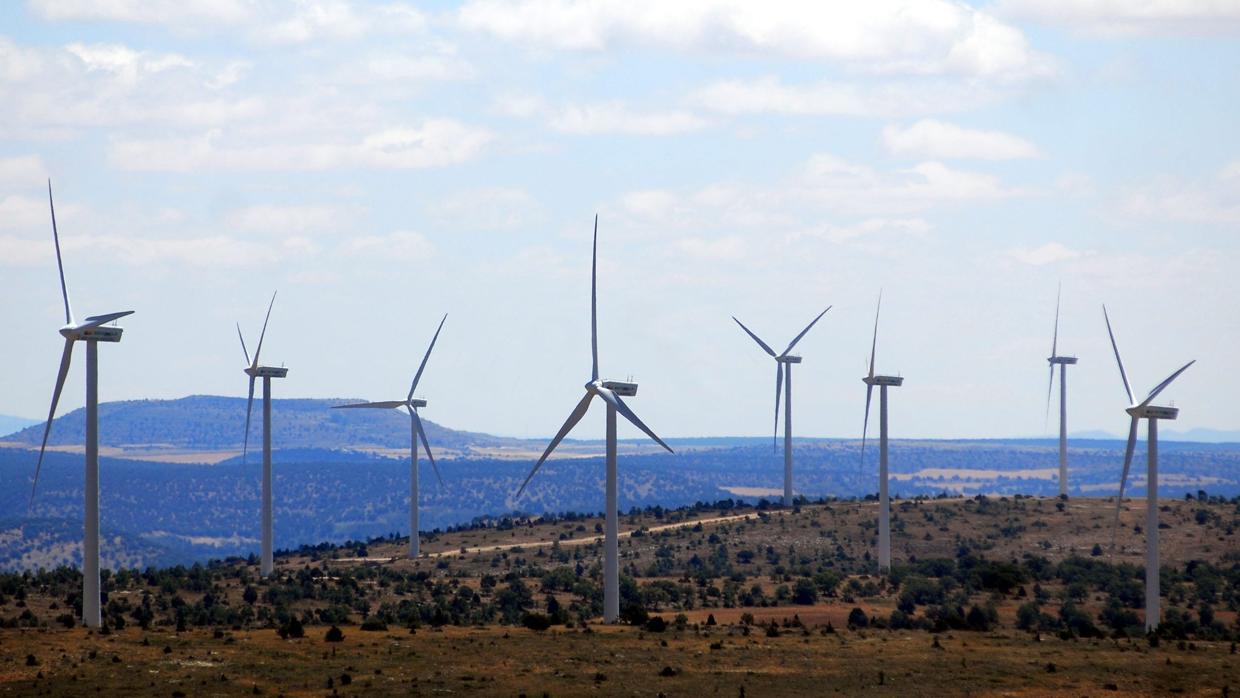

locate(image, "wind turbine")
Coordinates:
514 215 673 624
332 315 447 558
732 306 831 507
1103 305 1194 632
237 292 288 577
1045 285 1078 497
859 292 902 571
29 181 134 628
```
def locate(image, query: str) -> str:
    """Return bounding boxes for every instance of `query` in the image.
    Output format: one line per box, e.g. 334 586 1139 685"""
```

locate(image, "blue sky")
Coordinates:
1 0 1237 441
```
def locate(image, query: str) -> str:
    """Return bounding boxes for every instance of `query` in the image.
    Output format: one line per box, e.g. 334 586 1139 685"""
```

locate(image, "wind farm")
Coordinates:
2 2 1238 696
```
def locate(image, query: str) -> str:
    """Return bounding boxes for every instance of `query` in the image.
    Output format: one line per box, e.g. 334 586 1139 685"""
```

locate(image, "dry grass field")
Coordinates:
2 622 1236 696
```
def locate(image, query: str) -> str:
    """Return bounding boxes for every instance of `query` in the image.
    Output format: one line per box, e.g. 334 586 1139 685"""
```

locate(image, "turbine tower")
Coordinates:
29 181 134 628
515 215 673 624
237 293 288 577
1045 285 1077 497
332 315 447 558
1104 305 1194 633
859 292 903 571
733 306 831 507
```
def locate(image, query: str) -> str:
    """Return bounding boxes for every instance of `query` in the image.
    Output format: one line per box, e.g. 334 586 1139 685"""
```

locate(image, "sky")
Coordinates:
1 0 1238 442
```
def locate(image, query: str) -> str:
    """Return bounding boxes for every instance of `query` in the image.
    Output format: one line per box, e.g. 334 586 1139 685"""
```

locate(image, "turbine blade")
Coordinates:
1051 283 1060 358
332 401 407 409
733 316 776 357
80 310 134 329
1102 305 1135 405
860 383 873 477
773 362 783 454
782 306 832 356
252 291 276 369
48 180 72 325
29 338 74 510
868 293 881 380
1111 416 1140 551
409 314 447 401
596 387 673 454
591 214 599 382
1138 360 1195 408
241 376 255 464
516 391 594 498
411 408 443 488
237 323 251 366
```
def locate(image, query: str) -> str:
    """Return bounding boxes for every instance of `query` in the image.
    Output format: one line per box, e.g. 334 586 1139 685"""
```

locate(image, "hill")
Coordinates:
2 395 519 454
0 496 1236 696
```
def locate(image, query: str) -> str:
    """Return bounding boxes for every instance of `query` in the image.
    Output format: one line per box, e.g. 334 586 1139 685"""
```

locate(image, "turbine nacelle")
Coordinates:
410 398 428 408
776 355 802 364
863 375 904 387
1048 355 1078 365
1127 404 1179 420
585 377 639 397
60 325 124 342
244 366 289 379
601 379 637 397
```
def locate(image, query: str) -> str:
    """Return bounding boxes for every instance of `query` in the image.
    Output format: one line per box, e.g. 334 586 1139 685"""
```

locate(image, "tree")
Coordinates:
793 579 818 605
847 607 869 629
243 586 258 605
325 626 344 642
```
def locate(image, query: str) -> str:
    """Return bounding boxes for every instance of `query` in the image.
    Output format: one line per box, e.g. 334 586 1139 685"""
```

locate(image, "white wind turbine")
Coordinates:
332 315 447 558
515 215 673 624
1103 305 1194 632
237 292 288 577
29 181 134 628
859 292 903 571
1045 285 1078 497
733 307 831 507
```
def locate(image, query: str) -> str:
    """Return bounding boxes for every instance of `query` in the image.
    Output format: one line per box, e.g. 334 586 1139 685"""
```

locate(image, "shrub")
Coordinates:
324 626 344 642
644 616 668 632
522 613 552 631
277 618 305 639
360 618 387 632
847 607 869 629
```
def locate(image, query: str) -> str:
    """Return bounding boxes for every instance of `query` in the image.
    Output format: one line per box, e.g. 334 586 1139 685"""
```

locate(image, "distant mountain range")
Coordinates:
1 395 520 453
1070 428 1240 443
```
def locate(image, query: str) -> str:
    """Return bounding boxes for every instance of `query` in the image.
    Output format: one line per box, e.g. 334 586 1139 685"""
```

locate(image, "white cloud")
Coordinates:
675 235 747 261
342 230 434 260
0 156 48 187
0 234 292 268
501 96 707 135
1119 163 1240 225
427 188 540 231
0 194 53 230
882 119 1040 160
459 0 1055 80
690 77 1004 118
1007 242 1088 266
0 38 263 135
227 205 356 235
549 102 706 135
792 218 933 245
998 0 1240 37
109 120 493 172
30 0 429 44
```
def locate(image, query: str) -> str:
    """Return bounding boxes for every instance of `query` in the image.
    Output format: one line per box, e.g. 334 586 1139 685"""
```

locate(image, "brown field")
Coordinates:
1 622 1236 697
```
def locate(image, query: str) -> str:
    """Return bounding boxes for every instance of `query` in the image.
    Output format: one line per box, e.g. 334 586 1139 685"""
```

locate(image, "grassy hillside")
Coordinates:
0 496 1236 696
